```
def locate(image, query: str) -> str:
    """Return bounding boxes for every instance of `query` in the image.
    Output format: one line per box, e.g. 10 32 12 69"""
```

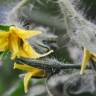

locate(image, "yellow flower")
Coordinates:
14 63 47 93
0 26 53 92
0 26 53 59
80 48 96 74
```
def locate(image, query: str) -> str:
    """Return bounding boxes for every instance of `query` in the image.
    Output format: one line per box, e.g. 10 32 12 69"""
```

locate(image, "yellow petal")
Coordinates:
10 26 41 39
14 63 46 93
0 38 8 51
14 63 38 72
9 26 53 59
92 56 96 62
19 41 35 58
14 63 46 77
24 70 44 93
19 41 53 59
0 32 9 51
24 72 33 93
92 53 96 58
80 48 91 74
92 53 96 62
10 37 19 60
0 31 9 38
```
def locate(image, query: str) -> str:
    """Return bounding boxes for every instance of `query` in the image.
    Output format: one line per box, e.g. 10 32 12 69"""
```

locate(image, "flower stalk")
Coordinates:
58 0 96 74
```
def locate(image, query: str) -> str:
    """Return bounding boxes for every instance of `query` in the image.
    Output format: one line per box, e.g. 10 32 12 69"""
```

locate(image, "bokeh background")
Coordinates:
0 0 96 96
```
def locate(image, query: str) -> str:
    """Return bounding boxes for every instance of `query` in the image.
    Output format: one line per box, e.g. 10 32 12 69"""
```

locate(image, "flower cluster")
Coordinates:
0 26 53 93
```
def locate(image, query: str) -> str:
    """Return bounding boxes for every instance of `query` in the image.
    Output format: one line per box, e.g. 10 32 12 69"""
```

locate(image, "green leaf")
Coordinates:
0 25 10 31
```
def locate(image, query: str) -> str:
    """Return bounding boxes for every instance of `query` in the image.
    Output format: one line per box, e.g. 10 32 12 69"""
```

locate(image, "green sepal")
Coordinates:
0 25 10 31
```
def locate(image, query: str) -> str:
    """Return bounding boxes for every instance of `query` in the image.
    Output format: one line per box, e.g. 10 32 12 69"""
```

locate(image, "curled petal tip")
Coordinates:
36 31 42 34
25 89 28 93
80 69 84 75
13 63 17 69
80 71 83 75
10 26 16 31
39 50 54 57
